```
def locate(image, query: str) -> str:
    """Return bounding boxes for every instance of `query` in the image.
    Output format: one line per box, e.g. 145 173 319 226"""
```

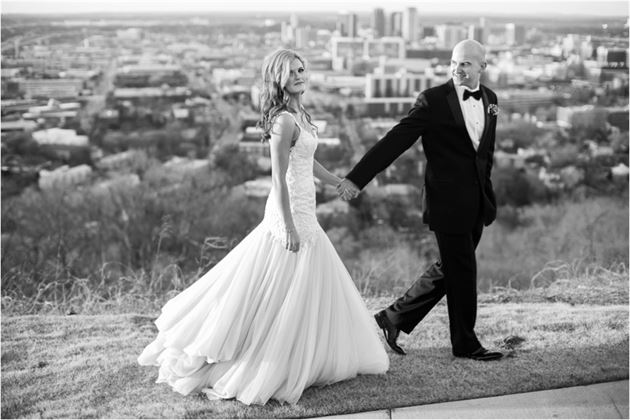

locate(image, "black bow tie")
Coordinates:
463 89 482 101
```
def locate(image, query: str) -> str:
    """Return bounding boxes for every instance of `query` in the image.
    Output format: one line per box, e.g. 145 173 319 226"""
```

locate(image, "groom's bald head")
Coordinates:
450 39 487 89
452 40 486 62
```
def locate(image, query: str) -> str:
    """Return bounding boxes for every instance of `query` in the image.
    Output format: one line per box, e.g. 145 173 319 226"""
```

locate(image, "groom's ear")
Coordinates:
480 61 487 71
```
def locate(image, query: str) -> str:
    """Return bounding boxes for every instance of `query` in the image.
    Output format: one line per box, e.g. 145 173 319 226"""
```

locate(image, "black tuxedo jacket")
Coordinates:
347 79 498 234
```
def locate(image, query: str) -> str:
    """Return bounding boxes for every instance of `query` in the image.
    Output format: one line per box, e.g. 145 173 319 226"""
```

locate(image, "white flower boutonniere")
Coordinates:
487 104 500 116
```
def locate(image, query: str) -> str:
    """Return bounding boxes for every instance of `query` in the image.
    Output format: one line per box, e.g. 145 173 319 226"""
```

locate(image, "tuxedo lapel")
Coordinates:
445 80 466 130
446 80 477 153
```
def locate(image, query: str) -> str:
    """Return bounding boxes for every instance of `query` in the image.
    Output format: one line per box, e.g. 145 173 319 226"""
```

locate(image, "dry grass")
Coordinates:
482 260 629 306
2 255 627 417
3 259 625 316
3 192 626 310
477 196 629 291
1 298 627 419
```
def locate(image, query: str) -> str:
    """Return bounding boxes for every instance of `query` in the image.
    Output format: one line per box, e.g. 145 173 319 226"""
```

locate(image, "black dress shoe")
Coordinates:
454 347 503 361
374 311 406 355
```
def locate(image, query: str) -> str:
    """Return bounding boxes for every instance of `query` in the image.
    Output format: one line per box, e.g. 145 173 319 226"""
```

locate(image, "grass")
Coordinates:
481 260 629 306
3 190 627 305
3 259 626 316
476 196 629 291
2 289 628 419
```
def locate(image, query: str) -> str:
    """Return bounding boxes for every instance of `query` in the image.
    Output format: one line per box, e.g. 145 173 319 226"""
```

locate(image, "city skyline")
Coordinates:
2 0 628 17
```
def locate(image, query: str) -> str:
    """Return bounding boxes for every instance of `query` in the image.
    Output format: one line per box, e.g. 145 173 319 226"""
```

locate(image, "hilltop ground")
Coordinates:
2 275 628 419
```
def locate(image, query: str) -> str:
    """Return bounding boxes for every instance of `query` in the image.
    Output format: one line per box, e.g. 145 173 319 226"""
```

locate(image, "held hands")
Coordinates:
337 178 360 201
285 226 300 253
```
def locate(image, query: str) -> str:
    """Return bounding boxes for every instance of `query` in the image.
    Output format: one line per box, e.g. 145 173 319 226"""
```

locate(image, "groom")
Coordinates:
338 40 503 361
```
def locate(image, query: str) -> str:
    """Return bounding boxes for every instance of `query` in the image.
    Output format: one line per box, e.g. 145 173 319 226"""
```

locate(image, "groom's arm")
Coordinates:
485 133 497 209
346 93 431 189
485 94 498 209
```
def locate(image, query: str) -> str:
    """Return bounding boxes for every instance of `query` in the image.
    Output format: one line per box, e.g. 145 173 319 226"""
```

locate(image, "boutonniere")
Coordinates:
487 104 500 116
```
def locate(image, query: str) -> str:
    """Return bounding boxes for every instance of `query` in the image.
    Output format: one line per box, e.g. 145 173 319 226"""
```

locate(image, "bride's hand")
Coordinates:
285 228 300 253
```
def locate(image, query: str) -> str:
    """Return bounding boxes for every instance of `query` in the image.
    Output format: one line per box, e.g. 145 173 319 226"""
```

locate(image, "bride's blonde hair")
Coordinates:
258 48 316 142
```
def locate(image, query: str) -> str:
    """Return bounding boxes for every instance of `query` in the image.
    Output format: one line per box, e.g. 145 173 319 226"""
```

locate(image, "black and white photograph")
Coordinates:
1 0 628 418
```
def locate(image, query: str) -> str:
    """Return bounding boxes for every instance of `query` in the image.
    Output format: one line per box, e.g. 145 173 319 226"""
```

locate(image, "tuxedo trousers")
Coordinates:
384 218 484 355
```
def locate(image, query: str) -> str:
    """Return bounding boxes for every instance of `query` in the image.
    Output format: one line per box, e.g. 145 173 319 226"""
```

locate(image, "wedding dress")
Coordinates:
138 111 389 405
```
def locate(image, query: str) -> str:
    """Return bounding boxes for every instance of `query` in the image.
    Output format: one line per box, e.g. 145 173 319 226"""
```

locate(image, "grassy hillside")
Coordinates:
2 298 627 419
3 188 627 309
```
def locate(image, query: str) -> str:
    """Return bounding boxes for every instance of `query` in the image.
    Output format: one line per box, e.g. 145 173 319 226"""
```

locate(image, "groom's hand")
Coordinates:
337 178 360 201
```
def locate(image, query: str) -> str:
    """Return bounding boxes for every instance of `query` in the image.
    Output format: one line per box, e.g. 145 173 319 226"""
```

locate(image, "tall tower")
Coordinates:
475 17 487 44
469 21 486 44
295 27 310 49
372 8 386 38
505 23 526 46
505 23 516 46
389 12 402 37
436 23 467 49
402 7 418 42
338 12 358 38
281 21 293 44
285 12 299 46
290 13 299 29
348 12 358 38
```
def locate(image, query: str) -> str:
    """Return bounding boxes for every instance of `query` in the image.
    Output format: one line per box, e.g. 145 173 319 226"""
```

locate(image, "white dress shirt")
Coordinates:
455 83 485 151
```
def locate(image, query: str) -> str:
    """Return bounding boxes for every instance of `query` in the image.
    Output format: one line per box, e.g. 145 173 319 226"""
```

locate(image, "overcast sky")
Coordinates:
2 0 628 17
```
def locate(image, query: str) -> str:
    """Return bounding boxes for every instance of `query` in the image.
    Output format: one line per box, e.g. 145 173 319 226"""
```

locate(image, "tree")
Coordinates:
568 108 609 143
496 121 545 151
350 60 375 77
212 144 258 186
610 130 629 153
493 167 548 207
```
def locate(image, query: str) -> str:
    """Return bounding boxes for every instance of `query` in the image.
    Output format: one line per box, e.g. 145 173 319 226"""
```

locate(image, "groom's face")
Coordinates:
450 44 486 89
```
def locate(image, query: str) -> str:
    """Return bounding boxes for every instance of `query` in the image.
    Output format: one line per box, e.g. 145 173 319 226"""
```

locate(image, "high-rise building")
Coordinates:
290 13 299 29
366 37 406 60
348 12 358 38
516 25 526 45
330 37 406 71
281 21 294 44
505 23 516 46
422 27 436 38
505 23 526 46
389 12 403 37
364 70 447 117
436 23 467 49
597 46 629 68
468 25 485 44
338 12 359 38
366 72 436 99
579 37 594 60
372 8 386 38
402 7 418 42
330 37 364 71
469 17 487 44
282 13 305 47
295 27 313 49
479 17 487 42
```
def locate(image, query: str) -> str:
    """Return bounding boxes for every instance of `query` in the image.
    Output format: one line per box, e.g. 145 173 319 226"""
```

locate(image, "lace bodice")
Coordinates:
262 112 322 247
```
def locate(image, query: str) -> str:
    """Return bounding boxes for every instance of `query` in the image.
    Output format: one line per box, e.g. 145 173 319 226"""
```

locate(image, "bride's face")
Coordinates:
284 58 307 95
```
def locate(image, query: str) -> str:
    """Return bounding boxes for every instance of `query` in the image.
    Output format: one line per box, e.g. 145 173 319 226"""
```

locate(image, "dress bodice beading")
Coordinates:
262 112 321 247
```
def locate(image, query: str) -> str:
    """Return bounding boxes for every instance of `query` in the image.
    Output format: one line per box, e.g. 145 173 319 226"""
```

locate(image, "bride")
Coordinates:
138 48 389 405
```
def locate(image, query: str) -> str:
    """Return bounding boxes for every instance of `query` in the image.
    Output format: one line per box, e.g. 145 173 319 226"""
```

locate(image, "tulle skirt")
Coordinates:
138 223 389 405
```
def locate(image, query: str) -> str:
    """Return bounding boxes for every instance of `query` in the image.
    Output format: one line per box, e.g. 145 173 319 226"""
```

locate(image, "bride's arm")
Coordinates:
269 114 300 252
313 159 341 186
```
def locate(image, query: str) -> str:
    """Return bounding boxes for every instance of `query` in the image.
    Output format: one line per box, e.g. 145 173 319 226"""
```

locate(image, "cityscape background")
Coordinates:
1 1 628 314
